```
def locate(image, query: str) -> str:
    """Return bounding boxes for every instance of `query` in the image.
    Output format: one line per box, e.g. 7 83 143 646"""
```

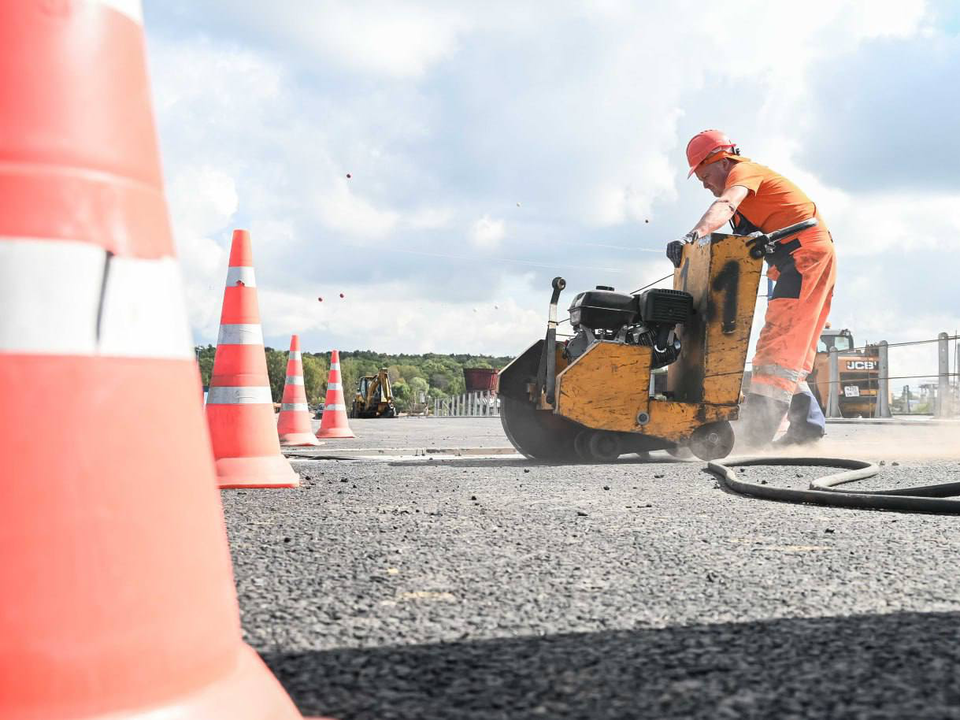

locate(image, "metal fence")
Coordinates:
822 332 959 418
434 391 500 417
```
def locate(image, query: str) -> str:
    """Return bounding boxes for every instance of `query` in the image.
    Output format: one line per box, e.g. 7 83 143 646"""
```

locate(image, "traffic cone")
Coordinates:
206 229 300 488
317 349 356 438
0 3 308 718
278 334 322 446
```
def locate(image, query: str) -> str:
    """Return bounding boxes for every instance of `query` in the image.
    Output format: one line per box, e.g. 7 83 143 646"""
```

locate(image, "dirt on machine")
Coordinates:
497 219 817 462
351 368 397 418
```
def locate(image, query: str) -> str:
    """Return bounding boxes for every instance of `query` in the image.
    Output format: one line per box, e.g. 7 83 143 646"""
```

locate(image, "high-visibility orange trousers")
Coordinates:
750 236 837 406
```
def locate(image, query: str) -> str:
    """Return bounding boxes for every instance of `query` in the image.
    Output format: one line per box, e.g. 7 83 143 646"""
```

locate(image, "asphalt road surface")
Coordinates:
222 417 960 719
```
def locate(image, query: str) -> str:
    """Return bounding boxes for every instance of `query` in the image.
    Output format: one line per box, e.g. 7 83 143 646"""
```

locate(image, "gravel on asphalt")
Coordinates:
221 449 960 719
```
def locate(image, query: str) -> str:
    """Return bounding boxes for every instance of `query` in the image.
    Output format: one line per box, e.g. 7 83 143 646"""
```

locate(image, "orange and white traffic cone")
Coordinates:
0 3 309 718
206 229 300 488
278 334 322 446
316 349 356 438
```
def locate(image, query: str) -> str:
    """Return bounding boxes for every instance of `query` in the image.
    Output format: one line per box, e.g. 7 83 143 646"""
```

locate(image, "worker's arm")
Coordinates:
689 185 750 239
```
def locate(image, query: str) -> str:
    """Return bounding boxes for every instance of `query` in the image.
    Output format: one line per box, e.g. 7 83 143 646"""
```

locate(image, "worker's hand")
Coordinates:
743 231 774 258
666 231 698 268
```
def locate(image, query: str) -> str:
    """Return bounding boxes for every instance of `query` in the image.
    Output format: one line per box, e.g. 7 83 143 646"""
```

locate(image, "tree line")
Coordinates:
195 347 512 411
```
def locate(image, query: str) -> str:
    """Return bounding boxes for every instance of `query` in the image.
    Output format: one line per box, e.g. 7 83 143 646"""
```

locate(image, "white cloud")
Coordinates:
315 181 400 239
194 0 471 79
406 206 455 230
145 0 960 358
471 215 505 250
258 275 546 355
166 165 238 238
164 165 238 338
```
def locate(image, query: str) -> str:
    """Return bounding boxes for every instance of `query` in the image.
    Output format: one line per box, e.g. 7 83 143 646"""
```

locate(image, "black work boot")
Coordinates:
773 389 825 447
736 393 790 451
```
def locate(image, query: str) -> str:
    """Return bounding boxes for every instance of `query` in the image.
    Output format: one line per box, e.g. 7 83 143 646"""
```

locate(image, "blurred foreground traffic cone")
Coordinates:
278 334 322 446
0 2 307 718
316 349 356 438
206 229 300 488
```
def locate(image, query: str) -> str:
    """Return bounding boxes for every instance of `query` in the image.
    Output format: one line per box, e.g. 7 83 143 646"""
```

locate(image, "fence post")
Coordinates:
826 346 841 418
876 340 891 418
937 332 949 418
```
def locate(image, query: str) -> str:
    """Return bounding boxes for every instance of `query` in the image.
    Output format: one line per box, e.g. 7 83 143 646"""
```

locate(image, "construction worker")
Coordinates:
667 130 837 448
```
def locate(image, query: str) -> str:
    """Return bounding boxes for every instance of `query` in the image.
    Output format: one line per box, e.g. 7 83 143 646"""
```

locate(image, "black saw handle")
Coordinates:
748 218 818 259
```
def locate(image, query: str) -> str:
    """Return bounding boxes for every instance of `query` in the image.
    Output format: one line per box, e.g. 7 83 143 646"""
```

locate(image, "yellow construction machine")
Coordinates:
351 368 397 418
498 219 817 461
809 327 880 418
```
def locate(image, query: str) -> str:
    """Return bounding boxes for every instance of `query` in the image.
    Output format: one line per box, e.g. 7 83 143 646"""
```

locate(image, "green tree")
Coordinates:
195 344 217 386
302 354 328 404
398 364 424 383
387 364 401 384
264 348 287 403
392 379 411 410
409 376 430 403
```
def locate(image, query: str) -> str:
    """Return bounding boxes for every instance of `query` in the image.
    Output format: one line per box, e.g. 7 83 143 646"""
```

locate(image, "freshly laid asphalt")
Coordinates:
222 417 960 719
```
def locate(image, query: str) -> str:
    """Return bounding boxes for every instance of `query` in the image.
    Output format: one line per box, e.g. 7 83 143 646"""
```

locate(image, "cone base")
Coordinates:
316 427 356 439
216 455 300 489
279 432 324 447
75 643 305 719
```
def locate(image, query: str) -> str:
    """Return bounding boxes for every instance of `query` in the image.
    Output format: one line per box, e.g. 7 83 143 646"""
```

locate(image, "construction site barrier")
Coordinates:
434 391 500 417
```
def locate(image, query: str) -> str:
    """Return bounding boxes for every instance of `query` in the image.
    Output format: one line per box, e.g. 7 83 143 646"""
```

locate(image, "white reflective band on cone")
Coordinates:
95 0 144 24
281 403 309 412
206 386 274 404
225 266 257 287
288 350 302 360
217 324 264 345
330 362 340 370
0 239 192 358
285 375 304 386
328 382 341 390
324 404 346 411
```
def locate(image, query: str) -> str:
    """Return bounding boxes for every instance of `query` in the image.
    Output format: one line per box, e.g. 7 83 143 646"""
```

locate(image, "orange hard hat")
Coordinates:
686 129 736 177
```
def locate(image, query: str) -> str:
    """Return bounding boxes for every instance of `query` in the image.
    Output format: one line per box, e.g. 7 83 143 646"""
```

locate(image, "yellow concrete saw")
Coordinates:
497 219 816 462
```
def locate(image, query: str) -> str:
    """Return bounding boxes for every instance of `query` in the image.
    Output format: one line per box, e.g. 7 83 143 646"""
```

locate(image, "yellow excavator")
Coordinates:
498 219 817 461
351 368 397 418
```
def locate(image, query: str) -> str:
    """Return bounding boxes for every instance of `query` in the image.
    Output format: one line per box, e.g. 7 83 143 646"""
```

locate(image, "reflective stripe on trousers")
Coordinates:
751 239 836 404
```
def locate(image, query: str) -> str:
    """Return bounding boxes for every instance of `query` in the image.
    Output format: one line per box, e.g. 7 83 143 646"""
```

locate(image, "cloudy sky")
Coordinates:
144 0 960 376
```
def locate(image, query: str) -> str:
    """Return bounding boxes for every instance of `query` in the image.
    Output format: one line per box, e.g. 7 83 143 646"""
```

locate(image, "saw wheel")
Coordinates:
689 420 735 461
500 396 581 462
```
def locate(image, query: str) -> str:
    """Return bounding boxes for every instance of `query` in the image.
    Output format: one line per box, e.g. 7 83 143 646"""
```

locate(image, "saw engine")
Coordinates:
564 286 694 367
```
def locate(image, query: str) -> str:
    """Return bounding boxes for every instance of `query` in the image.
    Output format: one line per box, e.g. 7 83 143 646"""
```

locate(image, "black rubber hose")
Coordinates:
707 456 960 513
